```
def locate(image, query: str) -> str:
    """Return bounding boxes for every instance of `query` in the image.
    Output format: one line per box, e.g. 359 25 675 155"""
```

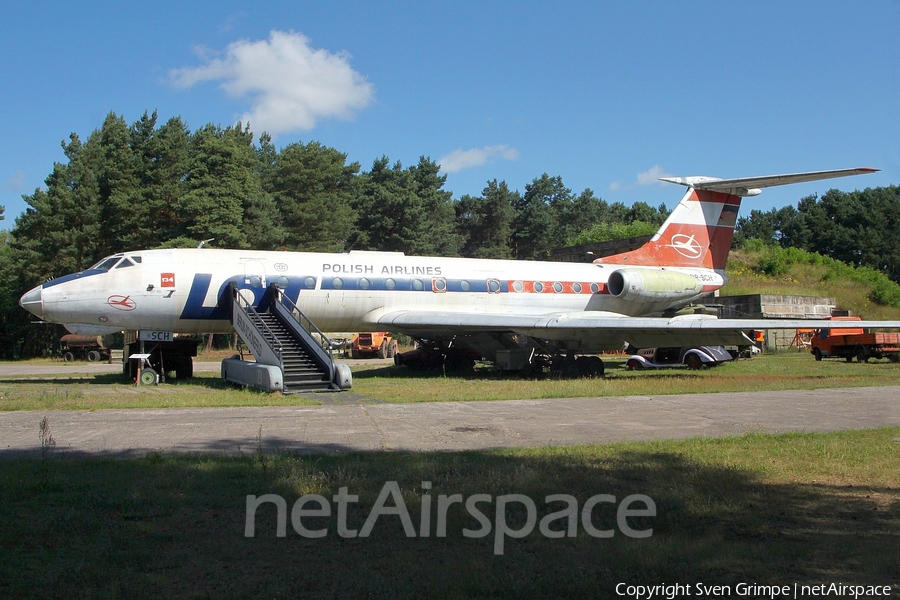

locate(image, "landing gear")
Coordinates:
550 354 605 379
577 356 605 378
392 336 605 379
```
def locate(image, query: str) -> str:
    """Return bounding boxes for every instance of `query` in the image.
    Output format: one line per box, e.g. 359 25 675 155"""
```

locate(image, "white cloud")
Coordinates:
169 30 374 136
636 165 673 186
609 165 673 191
3 170 26 193
438 145 520 173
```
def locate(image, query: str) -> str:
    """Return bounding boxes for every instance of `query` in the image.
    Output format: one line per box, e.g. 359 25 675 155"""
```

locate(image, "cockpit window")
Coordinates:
115 258 135 269
89 254 124 271
130 255 142 264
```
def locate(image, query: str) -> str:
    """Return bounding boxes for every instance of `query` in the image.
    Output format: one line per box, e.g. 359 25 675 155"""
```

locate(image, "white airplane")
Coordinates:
19 166 898 386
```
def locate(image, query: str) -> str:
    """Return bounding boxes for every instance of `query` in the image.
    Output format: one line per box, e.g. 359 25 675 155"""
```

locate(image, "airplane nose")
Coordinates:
19 285 44 320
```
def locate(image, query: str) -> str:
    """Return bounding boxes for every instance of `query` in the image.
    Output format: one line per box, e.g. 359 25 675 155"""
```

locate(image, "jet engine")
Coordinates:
607 269 702 303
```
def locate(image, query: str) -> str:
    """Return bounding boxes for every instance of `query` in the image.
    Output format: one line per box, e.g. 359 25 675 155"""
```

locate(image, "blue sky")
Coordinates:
1 1 897 226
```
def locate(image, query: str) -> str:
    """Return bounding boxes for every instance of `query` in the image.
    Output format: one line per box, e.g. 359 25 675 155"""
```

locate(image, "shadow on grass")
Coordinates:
1 438 897 599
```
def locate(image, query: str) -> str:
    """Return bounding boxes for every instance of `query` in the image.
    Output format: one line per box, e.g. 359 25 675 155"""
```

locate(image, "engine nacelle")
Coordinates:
607 269 702 303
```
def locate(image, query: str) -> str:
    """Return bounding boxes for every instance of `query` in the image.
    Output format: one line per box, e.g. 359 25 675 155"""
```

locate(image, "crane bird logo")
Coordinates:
668 234 703 259
107 295 137 311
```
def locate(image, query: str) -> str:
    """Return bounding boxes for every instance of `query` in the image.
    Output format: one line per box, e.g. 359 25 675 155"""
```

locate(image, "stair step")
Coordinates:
233 292 339 393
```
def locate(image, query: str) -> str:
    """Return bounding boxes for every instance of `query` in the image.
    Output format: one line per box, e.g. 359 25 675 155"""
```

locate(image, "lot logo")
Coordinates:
107 295 136 311
245 481 656 555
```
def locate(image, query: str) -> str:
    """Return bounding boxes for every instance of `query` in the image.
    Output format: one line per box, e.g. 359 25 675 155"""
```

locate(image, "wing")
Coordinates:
373 310 900 351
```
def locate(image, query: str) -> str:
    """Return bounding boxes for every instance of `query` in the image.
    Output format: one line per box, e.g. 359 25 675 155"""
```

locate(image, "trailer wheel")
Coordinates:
63 351 75 362
856 347 868 363
813 348 823 361
626 359 642 370
140 368 158 386
175 358 193 379
87 350 101 362
377 341 388 359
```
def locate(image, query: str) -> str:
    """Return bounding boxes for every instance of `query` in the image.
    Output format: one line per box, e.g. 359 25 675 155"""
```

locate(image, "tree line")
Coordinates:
2 110 897 359
0 111 668 358
733 185 900 284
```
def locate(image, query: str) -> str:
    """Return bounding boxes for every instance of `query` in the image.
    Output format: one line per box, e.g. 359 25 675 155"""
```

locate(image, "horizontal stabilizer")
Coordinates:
660 168 878 197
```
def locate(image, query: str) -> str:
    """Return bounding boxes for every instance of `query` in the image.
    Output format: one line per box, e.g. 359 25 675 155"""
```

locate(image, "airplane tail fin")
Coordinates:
595 167 878 272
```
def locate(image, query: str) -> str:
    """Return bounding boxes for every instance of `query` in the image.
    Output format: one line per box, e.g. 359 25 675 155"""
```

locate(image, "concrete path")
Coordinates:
2 386 898 458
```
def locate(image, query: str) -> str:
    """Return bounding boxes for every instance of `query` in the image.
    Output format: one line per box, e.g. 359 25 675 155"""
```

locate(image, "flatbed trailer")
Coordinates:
123 332 200 381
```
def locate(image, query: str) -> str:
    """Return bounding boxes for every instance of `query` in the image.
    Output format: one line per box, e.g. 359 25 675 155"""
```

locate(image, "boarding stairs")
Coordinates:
230 283 339 392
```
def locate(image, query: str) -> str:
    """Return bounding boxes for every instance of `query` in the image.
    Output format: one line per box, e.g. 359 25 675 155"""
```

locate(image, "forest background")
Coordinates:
1 112 898 358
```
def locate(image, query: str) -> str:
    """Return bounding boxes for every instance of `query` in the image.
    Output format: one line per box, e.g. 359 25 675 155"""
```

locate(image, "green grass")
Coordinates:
352 352 900 403
2 352 899 410
1 428 897 598
0 372 321 411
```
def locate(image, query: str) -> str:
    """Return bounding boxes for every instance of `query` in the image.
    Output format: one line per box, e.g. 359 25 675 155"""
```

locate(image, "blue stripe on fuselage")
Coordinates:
42 269 107 289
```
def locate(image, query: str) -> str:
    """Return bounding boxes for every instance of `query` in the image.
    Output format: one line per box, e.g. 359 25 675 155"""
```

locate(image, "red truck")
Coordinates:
810 317 900 363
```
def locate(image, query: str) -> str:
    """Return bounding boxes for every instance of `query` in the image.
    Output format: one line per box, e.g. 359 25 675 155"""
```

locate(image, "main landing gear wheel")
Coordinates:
576 355 604 377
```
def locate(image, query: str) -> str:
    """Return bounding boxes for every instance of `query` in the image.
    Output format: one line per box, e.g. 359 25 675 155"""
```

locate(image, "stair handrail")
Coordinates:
232 284 284 359
271 286 334 362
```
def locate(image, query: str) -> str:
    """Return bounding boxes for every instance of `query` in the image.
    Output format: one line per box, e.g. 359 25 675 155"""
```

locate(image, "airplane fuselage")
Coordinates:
22 248 725 337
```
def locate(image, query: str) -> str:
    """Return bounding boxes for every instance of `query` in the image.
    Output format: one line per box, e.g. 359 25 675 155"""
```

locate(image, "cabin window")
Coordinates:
533 282 544 293
572 282 582 293
276 276 289 289
432 278 447 292
460 280 471 292
304 276 316 289
248 275 262 288
359 277 371 290
590 283 600 294
553 282 563 293
412 279 424 291
487 279 501 293
385 278 396 290
512 281 524 293
332 277 344 289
